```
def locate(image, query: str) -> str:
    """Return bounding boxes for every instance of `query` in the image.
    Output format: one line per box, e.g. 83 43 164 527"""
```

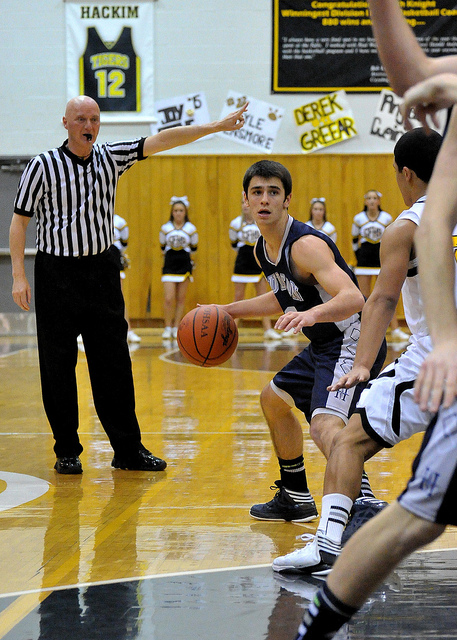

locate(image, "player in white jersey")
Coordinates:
229 198 281 340
273 127 443 578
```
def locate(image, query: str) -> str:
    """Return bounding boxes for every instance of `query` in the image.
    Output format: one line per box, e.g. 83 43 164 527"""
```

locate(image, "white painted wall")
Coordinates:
0 0 397 157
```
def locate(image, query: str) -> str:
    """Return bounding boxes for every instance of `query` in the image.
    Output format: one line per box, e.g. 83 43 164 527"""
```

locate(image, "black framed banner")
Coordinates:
272 0 457 93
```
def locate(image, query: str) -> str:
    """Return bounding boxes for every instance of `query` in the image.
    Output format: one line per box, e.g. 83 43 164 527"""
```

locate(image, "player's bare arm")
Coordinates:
415 109 457 411
401 74 457 132
9 213 31 312
368 0 457 96
218 290 283 320
329 219 414 391
275 235 364 333
143 103 248 156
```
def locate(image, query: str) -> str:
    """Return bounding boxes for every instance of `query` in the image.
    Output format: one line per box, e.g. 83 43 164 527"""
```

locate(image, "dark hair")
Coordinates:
363 190 382 213
243 160 292 198
394 127 443 183
309 199 327 222
169 200 189 223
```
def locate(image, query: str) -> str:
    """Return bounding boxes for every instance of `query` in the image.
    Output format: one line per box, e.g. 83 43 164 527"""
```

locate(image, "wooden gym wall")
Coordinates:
115 154 405 322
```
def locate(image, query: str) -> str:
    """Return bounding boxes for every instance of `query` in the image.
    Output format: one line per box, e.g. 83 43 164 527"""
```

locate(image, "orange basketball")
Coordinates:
177 306 238 367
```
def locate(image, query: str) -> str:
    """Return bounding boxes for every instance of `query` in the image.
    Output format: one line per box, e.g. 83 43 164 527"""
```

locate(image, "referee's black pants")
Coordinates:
35 249 144 459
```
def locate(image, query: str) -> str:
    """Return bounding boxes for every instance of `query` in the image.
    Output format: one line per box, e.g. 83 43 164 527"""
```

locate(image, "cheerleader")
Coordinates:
352 189 409 341
305 197 337 243
160 196 198 339
229 199 281 340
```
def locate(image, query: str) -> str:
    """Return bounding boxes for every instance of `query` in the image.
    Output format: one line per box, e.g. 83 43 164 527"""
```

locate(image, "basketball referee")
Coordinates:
9 95 247 474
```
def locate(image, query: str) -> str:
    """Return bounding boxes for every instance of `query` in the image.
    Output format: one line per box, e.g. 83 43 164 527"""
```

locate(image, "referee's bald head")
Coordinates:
65 95 100 119
63 95 101 155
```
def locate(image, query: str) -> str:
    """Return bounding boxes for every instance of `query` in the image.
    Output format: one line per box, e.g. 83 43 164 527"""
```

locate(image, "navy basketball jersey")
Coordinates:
80 27 140 112
255 216 360 345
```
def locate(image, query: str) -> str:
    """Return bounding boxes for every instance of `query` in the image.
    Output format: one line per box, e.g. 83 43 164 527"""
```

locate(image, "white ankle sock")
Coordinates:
317 493 353 545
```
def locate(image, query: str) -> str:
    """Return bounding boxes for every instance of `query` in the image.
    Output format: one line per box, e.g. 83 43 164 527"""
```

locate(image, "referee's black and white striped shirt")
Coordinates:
14 138 146 257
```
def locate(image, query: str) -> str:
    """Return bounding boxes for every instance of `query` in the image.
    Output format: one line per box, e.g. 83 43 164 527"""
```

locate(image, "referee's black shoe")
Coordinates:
54 456 83 474
111 449 167 471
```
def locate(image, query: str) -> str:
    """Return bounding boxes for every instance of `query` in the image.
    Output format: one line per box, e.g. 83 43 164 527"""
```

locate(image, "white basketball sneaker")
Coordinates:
272 534 339 576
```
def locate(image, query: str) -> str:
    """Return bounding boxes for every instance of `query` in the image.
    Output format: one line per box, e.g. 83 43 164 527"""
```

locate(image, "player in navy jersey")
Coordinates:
229 197 281 341
9 95 247 475
217 160 386 524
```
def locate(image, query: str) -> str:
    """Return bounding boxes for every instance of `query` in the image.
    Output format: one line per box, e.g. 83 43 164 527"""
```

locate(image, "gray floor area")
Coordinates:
3 548 457 640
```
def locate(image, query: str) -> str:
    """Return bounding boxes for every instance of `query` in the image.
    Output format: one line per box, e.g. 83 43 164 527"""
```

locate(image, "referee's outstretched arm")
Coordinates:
143 103 247 156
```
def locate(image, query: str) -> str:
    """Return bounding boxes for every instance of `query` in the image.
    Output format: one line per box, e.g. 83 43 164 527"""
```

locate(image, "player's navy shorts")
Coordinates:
271 333 386 424
398 401 457 526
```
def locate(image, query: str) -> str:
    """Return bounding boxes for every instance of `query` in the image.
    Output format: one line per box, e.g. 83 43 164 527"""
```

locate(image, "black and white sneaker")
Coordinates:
342 497 388 545
249 481 318 522
272 534 339 576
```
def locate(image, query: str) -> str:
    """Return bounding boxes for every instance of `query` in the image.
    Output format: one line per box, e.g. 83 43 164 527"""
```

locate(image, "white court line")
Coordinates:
0 563 273 599
417 546 457 554
0 347 34 359
159 343 283 374
0 472 49 512
1 545 456 600
0 431 238 437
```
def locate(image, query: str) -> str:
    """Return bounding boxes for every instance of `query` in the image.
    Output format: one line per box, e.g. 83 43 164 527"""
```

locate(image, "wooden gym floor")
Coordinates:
0 330 456 639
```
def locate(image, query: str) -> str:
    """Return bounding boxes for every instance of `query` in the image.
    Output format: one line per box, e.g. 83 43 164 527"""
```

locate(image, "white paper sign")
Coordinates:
217 91 284 154
150 92 211 135
370 89 421 144
293 90 357 154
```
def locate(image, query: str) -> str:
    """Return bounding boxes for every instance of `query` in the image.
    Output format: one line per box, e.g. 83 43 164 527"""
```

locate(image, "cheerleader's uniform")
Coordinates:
160 221 198 282
305 220 337 244
113 213 129 279
352 210 393 276
229 215 263 284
